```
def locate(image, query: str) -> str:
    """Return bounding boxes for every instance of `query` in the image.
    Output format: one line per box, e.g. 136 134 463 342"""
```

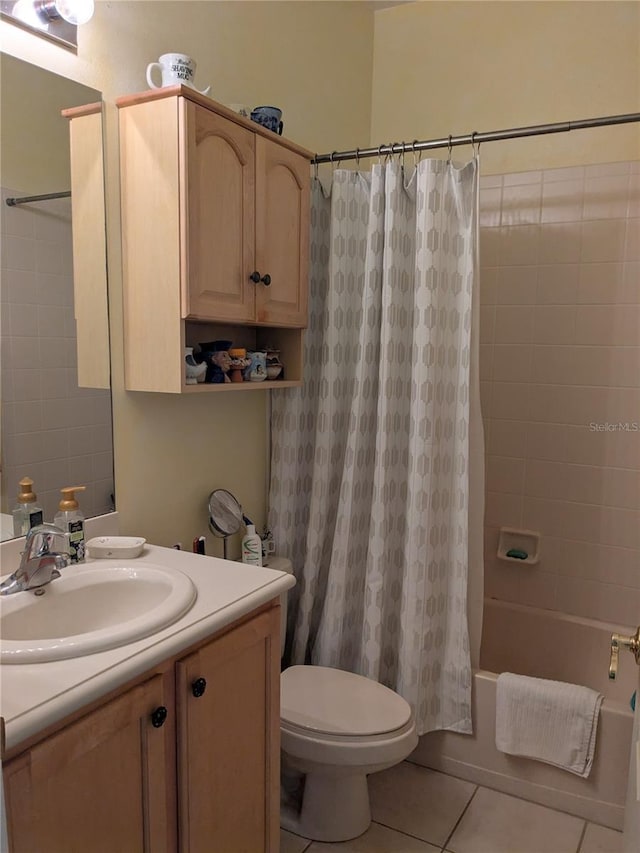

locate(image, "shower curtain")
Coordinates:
269 158 484 735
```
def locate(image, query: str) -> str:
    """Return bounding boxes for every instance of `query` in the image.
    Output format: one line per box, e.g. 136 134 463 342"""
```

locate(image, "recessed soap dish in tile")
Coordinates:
497 527 540 565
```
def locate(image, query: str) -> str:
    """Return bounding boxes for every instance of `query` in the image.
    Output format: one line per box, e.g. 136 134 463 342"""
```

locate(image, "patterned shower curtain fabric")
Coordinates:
269 159 483 736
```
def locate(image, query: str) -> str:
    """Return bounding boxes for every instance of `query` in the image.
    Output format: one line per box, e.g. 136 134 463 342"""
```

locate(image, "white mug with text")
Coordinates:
146 53 210 95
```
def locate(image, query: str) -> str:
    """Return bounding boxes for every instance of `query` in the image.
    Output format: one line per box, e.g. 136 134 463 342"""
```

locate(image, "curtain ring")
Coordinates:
355 147 360 168
447 135 453 164
400 141 407 171
378 143 384 165
412 139 421 167
471 131 480 158
313 157 319 181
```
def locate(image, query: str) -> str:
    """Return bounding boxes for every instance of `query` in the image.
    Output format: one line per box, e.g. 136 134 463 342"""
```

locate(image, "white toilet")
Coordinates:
272 557 418 843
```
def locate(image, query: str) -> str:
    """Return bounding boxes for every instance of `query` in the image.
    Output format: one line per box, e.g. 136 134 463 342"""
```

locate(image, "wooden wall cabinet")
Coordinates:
117 87 312 393
3 605 281 853
63 103 110 390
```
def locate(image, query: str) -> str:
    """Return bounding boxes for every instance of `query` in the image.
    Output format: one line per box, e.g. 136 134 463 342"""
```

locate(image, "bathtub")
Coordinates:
411 599 635 829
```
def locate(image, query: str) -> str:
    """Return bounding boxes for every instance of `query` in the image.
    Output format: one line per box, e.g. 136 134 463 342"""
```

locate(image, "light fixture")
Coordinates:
1 0 94 50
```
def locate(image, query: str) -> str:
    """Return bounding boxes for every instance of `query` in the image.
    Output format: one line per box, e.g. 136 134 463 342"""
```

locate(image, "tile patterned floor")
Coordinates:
280 761 624 853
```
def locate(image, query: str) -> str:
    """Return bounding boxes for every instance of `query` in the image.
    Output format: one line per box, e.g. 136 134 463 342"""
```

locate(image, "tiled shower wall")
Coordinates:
479 162 639 629
1 188 114 525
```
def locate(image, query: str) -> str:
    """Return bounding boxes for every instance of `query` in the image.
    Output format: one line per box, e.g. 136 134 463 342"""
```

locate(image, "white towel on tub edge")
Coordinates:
495 672 604 778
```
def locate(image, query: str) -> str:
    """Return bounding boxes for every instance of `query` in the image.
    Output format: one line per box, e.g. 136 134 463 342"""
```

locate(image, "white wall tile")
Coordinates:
487 455 525 495
624 217 640 261
578 262 639 304
543 165 585 183
580 219 627 263
488 419 528 459
583 175 630 220
499 225 539 266
564 424 640 469
494 306 534 344
538 222 581 264
492 345 532 383
541 179 584 223
1 190 113 522
584 162 631 178
496 265 537 305
544 537 640 589
531 305 576 344
479 160 640 625
536 264 579 304
574 305 640 346
501 183 541 226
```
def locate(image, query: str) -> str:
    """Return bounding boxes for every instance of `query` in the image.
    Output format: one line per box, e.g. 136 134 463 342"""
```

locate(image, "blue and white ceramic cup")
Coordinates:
250 106 283 135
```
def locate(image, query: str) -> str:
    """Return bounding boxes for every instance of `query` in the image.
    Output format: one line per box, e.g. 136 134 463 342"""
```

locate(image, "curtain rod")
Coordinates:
5 191 71 207
313 112 640 165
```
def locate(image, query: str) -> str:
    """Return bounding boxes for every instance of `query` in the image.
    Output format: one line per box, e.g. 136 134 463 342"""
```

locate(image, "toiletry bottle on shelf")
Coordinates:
241 524 262 566
12 477 44 537
54 486 86 563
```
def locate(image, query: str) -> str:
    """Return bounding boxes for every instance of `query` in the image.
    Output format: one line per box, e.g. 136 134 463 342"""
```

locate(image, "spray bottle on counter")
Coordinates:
241 515 262 566
12 477 44 537
54 486 86 563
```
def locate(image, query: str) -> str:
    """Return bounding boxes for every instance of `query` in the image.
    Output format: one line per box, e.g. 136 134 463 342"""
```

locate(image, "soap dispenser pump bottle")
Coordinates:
54 485 86 563
12 477 44 537
241 523 262 567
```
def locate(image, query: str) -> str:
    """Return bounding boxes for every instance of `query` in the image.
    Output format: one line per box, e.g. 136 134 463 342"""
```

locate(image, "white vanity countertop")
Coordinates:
0 542 295 752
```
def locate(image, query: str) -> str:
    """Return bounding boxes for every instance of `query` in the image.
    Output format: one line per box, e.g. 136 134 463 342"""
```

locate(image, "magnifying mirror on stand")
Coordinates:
208 489 243 559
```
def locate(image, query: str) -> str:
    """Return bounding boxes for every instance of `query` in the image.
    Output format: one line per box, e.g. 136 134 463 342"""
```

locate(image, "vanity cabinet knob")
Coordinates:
249 271 271 286
192 677 207 698
150 706 168 728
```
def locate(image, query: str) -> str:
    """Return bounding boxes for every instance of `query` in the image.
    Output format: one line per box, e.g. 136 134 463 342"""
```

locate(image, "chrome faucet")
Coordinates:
0 523 71 595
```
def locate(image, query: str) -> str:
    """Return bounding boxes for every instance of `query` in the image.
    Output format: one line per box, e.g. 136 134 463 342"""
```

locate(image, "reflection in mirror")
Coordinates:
0 54 114 541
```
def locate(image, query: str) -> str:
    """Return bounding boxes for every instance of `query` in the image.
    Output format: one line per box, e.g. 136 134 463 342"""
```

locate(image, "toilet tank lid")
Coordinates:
281 665 412 736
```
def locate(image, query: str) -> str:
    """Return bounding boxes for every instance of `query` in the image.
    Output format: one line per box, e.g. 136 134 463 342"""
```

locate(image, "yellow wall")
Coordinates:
0 1 375 554
0 55 98 193
371 1 640 174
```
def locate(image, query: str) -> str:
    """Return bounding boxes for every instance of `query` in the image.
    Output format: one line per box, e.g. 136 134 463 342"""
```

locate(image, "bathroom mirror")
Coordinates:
208 489 243 559
0 53 114 540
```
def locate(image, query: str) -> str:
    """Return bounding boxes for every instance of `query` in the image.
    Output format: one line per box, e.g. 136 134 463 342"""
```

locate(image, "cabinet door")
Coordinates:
176 607 280 853
255 137 310 327
185 103 256 323
3 674 175 853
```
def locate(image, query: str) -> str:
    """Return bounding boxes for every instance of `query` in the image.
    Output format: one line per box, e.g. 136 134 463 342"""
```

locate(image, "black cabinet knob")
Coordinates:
249 271 271 286
192 677 207 698
150 706 168 728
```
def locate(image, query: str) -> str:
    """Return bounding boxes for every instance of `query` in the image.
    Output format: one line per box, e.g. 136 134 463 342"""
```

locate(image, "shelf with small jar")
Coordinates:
181 322 302 393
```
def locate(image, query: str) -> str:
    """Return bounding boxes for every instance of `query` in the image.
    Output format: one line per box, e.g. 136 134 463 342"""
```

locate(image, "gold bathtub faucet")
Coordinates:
608 627 640 680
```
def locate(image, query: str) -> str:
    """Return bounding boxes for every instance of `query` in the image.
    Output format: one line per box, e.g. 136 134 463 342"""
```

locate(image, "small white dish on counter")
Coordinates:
86 536 146 559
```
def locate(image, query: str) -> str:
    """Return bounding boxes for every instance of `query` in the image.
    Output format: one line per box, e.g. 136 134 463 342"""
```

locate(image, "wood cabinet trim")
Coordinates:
62 101 102 119
116 87 313 160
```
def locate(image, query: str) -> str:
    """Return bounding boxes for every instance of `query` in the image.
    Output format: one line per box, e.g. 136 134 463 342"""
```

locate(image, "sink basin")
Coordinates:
0 562 197 664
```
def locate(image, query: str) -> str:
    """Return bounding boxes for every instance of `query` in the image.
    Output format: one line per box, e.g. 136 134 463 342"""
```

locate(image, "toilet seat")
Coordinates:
281 665 412 737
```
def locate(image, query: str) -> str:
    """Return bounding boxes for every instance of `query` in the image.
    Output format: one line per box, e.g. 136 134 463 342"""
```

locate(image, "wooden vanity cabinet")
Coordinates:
177 606 280 853
3 673 175 853
2 604 281 853
117 87 311 393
